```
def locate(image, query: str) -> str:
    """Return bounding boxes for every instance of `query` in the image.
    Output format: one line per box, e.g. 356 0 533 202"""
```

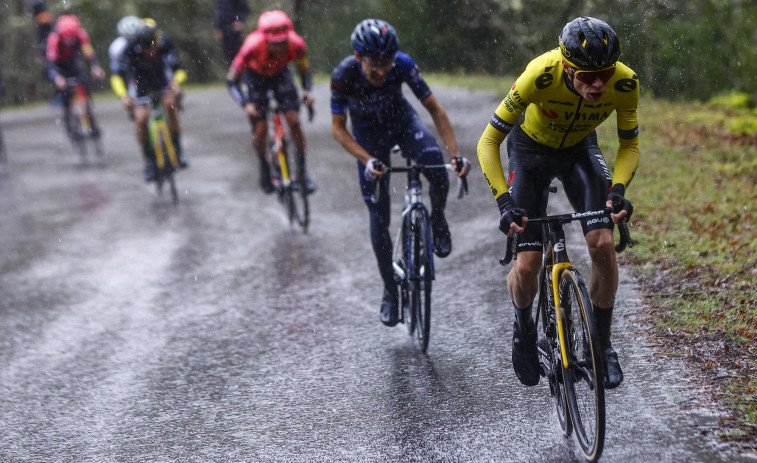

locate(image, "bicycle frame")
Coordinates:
148 98 178 170
70 83 91 133
146 94 179 204
271 112 292 187
266 105 309 231
541 223 573 369
387 159 437 274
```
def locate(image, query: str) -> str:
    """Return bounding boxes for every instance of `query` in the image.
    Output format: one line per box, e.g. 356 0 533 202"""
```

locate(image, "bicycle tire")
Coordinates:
68 106 88 161
559 267 605 462
279 143 308 232
537 266 572 437
291 170 309 232
0 123 7 164
412 210 432 352
396 217 414 335
156 127 179 204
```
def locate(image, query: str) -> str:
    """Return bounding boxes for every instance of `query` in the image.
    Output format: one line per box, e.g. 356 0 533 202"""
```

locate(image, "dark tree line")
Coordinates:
1 0 755 104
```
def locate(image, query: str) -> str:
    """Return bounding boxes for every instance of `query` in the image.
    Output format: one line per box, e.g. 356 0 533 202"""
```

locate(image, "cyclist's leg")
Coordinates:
505 126 556 386
560 134 617 306
81 79 102 138
397 113 450 256
505 126 554 307
246 73 275 193
132 102 156 181
161 87 187 167
561 133 623 387
60 88 75 139
357 132 398 325
276 70 316 193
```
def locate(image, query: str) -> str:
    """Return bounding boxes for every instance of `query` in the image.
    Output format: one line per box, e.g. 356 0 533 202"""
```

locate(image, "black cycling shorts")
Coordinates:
506 124 613 252
244 68 300 125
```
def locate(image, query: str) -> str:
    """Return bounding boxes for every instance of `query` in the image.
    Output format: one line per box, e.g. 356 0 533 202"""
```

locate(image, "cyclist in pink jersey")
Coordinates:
226 10 316 194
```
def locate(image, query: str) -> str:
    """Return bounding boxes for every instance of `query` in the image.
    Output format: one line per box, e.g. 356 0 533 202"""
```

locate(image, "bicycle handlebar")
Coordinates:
369 161 468 204
499 208 633 266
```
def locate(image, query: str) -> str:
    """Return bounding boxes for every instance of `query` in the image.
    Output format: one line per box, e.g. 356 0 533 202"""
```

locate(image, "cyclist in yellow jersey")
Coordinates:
477 17 638 389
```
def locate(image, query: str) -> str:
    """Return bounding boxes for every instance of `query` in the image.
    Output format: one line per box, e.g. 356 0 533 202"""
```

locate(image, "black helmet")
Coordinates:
559 17 620 70
351 19 399 58
134 24 158 46
29 0 46 15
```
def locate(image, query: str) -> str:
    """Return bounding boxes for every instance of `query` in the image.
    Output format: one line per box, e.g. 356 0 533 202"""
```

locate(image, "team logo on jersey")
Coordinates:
535 73 553 89
614 78 637 93
541 109 559 119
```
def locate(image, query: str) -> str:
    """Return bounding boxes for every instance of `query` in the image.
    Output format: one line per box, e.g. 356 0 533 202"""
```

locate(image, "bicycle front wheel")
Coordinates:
411 211 432 352
290 172 309 232
537 268 572 437
560 267 605 462
396 218 414 335
156 129 179 205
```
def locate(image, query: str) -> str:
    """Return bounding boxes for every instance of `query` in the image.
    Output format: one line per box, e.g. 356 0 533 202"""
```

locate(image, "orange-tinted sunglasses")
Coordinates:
573 65 616 84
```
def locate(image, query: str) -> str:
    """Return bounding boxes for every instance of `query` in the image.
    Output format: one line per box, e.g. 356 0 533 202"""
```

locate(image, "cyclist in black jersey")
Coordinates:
477 17 638 389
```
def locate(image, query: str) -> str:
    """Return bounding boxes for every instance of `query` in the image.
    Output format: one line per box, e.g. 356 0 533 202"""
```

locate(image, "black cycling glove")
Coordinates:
607 184 634 219
497 192 524 235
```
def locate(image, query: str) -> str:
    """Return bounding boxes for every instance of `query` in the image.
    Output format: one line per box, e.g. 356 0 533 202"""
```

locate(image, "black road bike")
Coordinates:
147 93 180 204
373 147 468 352
500 186 632 461
63 77 104 163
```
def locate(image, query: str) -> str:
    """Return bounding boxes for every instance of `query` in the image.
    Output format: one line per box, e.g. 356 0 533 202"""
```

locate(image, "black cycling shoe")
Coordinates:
379 288 399 327
512 318 540 386
177 153 189 168
431 214 452 258
302 174 317 195
143 158 158 182
260 167 275 194
603 347 624 388
594 306 623 388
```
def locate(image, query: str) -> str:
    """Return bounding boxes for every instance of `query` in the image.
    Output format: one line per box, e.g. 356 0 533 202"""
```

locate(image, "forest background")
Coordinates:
1 0 756 104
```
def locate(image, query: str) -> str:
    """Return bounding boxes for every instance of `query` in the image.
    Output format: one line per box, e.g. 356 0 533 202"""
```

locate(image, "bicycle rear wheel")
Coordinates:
411 210 432 352
560 267 605 462
536 269 572 437
290 169 309 232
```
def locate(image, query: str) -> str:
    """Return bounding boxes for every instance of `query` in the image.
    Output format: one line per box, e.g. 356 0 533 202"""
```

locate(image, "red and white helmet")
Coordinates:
56 15 80 39
257 10 293 42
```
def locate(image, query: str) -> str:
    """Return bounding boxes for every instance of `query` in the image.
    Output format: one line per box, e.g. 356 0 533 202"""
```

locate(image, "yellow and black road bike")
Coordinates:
501 186 632 462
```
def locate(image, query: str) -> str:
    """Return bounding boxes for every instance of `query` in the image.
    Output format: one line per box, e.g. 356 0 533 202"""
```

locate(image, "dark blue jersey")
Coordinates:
330 52 432 128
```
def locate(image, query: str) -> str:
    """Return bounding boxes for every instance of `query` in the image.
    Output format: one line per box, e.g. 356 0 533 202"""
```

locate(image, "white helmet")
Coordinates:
117 15 143 39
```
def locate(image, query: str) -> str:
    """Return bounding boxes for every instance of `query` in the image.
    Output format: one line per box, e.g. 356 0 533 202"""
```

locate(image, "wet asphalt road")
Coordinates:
0 83 747 462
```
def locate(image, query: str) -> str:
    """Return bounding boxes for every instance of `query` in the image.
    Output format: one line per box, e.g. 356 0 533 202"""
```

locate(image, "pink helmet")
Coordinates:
56 15 80 39
257 10 293 42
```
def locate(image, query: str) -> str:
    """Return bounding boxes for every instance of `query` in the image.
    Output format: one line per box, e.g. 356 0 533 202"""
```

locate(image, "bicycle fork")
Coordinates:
544 225 573 370
150 117 178 169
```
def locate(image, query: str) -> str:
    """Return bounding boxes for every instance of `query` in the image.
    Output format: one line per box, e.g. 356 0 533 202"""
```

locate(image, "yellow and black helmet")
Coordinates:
559 17 620 70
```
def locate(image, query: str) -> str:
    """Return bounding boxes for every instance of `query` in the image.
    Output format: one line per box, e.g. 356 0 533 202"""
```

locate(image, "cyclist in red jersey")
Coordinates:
46 15 106 140
226 10 316 194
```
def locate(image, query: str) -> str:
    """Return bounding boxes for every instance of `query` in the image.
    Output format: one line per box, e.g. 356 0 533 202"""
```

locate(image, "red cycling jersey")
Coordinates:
46 28 96 64
230 29 308 77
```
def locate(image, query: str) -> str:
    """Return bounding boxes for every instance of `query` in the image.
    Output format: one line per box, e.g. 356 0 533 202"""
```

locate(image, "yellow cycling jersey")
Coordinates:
478 48 640 199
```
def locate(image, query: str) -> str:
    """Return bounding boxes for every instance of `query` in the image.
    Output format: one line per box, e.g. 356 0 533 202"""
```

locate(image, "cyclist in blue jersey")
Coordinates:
331 19 470 327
